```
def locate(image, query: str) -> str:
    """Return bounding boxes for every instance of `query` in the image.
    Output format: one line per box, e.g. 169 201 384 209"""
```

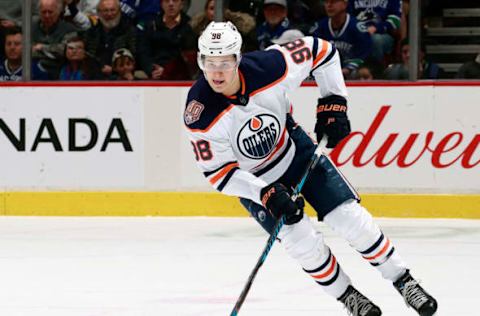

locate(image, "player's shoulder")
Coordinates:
242 49 287 74
184 76 232 132
275 35 329 53
277 36 332 62
239 49 287 93
307 35 330 48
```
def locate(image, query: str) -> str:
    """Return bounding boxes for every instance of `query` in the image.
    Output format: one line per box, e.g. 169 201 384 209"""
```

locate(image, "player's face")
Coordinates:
5 33 22 61
203 55 239 94
324 0 347 17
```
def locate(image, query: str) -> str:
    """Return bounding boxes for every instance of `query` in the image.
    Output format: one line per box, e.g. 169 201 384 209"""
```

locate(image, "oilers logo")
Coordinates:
237 114 280 159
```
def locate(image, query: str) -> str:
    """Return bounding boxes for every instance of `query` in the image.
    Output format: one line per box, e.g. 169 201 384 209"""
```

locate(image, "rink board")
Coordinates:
0 82 478 217
0 192 479 218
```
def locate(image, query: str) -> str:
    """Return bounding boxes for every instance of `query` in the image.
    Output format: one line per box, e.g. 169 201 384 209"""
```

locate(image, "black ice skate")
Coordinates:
338 285 382 316
393 270 438 316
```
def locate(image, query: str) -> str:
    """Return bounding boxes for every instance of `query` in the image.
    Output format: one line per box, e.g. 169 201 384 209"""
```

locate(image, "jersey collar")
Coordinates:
225 70 249 106
5 59 22 76
328 13 350 38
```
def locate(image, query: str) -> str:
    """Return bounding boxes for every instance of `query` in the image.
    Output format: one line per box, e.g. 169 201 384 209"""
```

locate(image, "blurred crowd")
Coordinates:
0 0 478 81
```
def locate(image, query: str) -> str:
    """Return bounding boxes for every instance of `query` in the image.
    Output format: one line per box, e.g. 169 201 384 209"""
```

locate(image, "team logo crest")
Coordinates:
237 114 280 159
184 100 205 125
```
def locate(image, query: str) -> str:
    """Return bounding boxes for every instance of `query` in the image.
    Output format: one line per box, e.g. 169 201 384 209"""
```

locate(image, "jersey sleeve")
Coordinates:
385 0 402 33
373 0 402 34
269 36 348 99
185 125 268 205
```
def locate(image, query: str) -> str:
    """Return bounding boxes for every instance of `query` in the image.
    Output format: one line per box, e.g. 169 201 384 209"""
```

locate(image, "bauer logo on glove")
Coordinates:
315 95 351 148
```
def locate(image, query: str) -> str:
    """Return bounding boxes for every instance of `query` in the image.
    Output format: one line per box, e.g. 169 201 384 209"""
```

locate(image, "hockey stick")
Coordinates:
230 143 325 316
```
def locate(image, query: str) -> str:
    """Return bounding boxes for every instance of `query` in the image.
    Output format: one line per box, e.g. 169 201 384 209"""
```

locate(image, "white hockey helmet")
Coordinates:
197 21 242 70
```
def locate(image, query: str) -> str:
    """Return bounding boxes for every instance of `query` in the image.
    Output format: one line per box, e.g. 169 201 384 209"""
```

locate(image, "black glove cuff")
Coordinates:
260 184 274 207
317 95 348 119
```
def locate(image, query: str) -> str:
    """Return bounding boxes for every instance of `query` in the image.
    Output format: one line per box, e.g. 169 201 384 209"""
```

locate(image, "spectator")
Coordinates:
384 40 443 80
110 48 147 80
1 1 16 58
83 0 136 79
348 0 401 62
0 26 48 81
355 64 374 80
136 0 197 80
456 54 480 79
63 0 94 30
1 1 39 59
310 0 372 79
257 0 291 50
190 0 216 35
32 0 78 78
228 0 263 20
190 0 258 52
119 0 160 27
111 48 135 80
288 0 324 34
58 35 101 80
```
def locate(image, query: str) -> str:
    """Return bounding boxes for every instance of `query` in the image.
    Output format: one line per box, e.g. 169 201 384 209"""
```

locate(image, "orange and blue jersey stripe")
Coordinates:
204 161 240 192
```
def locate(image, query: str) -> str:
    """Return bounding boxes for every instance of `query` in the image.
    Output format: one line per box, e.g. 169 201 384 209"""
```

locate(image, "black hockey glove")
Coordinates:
315 95 351 148
260 183 304 225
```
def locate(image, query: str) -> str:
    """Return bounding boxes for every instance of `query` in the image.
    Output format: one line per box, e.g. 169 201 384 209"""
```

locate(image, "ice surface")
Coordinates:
0 217 478 315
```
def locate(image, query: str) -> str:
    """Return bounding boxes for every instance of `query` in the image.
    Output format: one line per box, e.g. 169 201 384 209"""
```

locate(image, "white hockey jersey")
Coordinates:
184 37 348 205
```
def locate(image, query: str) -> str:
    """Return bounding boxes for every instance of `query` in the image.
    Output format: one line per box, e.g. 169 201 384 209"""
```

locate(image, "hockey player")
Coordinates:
184 21 438 316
